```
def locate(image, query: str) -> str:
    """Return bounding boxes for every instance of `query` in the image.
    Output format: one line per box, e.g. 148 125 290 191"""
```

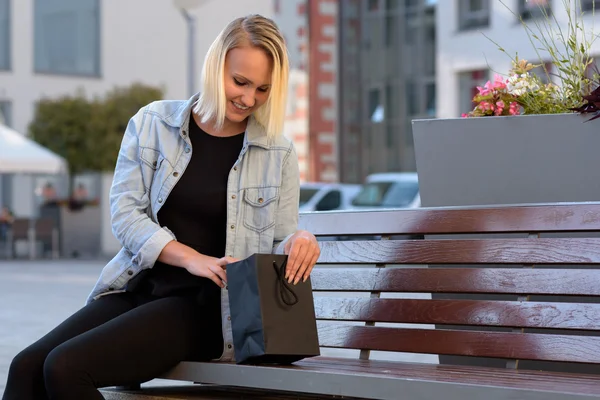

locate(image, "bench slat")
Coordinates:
314 298 600 330
317 323 600 363
317 238 600 264
299 203 600 235
311 268 600 295
316 297 600 330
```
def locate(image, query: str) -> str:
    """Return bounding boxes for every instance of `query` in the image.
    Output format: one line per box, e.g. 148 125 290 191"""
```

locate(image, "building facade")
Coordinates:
337 0 436 184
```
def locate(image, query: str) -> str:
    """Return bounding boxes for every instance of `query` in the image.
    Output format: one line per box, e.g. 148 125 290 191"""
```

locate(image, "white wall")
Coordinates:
437 0 600 118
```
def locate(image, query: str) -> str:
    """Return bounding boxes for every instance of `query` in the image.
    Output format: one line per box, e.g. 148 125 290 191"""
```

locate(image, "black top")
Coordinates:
127 113 245 298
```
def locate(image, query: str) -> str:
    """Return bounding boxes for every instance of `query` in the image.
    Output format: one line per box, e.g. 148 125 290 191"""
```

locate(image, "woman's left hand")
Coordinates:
284 230 320 285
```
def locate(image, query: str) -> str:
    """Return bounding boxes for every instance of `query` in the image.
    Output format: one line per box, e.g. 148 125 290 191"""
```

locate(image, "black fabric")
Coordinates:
2 291 223 400
127 112 244 297
226 253 321 365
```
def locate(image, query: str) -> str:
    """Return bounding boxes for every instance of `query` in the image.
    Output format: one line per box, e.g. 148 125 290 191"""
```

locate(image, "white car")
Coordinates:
350 172 420 210
299 182 362 212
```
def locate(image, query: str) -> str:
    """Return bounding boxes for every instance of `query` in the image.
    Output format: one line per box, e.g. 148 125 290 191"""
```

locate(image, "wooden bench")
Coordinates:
102 202 600 399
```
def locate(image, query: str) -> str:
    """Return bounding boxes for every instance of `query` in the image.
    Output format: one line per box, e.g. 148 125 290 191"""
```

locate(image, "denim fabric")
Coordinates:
86 94 299 361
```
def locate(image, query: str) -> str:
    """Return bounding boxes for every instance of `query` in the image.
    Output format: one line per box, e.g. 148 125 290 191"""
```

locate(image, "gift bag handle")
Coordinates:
272 260 299 306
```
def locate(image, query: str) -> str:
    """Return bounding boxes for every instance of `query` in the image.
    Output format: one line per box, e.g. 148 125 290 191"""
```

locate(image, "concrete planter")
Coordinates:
412 113 600 372
412 113 600 207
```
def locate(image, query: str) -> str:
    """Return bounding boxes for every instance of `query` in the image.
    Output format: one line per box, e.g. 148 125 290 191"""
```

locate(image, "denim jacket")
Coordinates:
87 94 299 362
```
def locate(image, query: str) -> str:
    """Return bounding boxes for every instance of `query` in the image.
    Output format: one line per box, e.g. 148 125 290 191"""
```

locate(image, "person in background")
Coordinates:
3 14 320 400
0 205 14 242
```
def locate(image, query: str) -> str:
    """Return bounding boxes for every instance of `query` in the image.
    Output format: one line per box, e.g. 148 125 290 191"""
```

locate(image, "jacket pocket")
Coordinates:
139 147 165 190
242 187 279 233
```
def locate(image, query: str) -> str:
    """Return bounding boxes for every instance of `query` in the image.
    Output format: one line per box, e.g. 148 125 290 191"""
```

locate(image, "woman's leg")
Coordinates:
2 292 138 400
43 294 222 400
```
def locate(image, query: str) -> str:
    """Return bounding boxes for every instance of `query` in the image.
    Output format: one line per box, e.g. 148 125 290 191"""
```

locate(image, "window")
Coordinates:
0 101 12 128
0 0 9 70
458 0 490 30
34 0 100 76
519 0 551 20
458 69 489 117
582 0 600 12
368 88 384 123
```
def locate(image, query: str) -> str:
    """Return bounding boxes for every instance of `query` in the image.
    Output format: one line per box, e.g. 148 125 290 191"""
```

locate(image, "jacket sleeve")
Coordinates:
272 142 300 254
110 107 176 269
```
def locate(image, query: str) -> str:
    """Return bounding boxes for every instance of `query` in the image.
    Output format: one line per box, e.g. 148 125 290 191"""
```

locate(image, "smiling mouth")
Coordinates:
232 101 250 111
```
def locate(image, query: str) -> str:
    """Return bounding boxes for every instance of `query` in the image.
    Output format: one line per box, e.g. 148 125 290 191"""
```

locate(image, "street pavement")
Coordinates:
0 258 181 397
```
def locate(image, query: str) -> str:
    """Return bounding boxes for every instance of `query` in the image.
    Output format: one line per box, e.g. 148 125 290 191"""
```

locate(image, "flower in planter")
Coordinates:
462 0 599 118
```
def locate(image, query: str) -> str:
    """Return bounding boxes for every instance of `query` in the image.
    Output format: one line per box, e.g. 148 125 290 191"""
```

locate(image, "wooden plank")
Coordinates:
314 298 600 330
317 238 600 264
317 323 600 363
299 203 600 236
311 268 600 295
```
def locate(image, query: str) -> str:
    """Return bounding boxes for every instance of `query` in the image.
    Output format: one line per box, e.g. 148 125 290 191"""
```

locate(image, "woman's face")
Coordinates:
223 45 273 125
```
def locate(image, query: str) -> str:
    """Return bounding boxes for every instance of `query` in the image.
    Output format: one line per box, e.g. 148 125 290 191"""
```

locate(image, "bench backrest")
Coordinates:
298 203 600 370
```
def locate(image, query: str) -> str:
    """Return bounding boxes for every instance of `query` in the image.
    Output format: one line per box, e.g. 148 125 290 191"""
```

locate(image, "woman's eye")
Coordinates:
234 78 244 86
257 87 268 93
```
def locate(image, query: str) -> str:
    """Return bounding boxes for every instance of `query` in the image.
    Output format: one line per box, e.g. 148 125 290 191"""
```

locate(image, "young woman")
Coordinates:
3 14 320 400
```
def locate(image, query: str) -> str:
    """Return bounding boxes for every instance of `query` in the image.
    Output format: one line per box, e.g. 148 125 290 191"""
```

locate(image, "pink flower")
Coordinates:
492 74 507 90
461 113 470 118
509 102 520 115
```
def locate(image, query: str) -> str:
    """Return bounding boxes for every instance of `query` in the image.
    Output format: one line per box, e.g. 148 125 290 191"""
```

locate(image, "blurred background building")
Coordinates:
338 0 436 183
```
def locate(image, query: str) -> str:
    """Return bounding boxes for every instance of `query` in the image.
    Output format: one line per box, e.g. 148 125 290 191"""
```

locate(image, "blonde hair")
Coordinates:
193 15 289 139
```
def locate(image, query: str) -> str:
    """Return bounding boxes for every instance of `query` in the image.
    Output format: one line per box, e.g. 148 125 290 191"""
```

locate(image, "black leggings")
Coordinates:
2 290 223 400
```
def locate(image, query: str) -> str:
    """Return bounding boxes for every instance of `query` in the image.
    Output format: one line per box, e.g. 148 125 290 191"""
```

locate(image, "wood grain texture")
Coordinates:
296 357 600 394
299 203 600 236
311 268 600 295
316 323 600 363
316 238 600 264
314 298 600 330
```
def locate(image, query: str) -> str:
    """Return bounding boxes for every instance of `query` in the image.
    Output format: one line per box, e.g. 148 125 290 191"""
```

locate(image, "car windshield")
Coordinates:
352 181 418 207
299 188 320 206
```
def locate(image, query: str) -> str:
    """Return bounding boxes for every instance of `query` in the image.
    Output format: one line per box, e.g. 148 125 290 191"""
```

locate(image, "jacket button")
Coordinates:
173 172 179 177
230 225 235 229
227 344 232 349
185 147 191 153
153 161 157 167
158 198 163 203
227 316 231 321
127 270 133 276
182 131 187 136
258 197 264 203
231 195 236 199
233 166 237 171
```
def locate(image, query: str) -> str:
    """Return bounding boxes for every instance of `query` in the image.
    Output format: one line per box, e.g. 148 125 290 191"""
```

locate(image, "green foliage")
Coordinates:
29 83 164 185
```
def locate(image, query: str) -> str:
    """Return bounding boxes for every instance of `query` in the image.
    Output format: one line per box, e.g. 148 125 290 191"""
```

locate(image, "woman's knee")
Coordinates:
43 346 78 390
8 345 48 378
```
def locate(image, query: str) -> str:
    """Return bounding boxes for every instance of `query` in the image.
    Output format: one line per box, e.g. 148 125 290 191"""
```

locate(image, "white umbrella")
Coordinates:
0 124 67 174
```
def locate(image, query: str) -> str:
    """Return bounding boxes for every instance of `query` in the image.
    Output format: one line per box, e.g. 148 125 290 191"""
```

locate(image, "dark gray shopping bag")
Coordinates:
226 253 320 365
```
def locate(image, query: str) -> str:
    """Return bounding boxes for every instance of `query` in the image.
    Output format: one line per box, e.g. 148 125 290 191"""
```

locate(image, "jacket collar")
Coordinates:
163 93 272 149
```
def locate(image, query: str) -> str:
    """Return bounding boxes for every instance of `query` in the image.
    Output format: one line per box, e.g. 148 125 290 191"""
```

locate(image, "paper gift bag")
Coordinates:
226 253 320 365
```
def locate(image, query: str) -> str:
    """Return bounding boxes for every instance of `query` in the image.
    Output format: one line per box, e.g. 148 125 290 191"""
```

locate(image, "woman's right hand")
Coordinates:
183 254 239 288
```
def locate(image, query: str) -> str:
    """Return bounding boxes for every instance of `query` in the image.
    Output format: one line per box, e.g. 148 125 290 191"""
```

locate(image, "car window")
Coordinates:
299 188 320 206
382 182 419 207
316 190 341 211
351 182 393 206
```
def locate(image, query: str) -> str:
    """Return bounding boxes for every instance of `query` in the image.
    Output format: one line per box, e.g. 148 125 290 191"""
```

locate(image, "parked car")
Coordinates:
299 182 362 212
350 172 420 210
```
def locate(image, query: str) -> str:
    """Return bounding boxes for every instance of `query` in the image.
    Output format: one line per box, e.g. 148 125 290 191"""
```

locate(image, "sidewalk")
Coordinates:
0 259 104 395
